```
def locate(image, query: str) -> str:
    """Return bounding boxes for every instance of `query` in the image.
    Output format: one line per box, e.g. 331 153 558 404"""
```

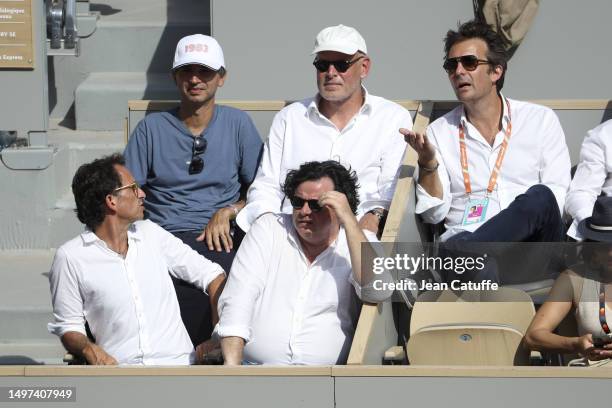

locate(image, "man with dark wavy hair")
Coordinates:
217 160 391 365
48 154 225 365
400 20 570 280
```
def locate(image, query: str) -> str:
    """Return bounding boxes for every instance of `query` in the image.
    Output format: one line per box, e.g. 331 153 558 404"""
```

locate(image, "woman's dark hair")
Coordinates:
444 19 509 92
282 160 360 214
71 153 125 231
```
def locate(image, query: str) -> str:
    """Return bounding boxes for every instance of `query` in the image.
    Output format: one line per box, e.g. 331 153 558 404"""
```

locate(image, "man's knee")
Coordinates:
524 184 556 209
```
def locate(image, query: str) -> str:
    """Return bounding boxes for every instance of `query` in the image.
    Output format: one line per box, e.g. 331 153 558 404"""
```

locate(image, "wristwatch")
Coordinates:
367 208 386 221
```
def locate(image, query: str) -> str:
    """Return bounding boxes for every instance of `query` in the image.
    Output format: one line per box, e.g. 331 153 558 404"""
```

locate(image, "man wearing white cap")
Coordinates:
124 34 263 346
236 24 412 236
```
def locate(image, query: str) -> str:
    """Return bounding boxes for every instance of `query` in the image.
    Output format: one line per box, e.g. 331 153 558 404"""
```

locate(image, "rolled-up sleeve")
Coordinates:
216 215 271 342
47 248 87 338
236 111 287 232
155 222 225 293
364 109 412 212
566 125 609 239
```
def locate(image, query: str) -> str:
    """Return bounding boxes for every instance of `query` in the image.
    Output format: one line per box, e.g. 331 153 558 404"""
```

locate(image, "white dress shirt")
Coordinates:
416 96 571 241
566 119 612 240
236 89 412 231
48 220 224 365
217 213 377 365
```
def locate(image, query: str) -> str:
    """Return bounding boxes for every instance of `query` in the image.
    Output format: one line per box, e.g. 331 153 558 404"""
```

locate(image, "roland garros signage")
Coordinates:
0 0 33 69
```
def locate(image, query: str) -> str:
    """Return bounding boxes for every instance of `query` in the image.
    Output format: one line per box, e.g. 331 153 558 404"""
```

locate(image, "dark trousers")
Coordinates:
171 227 244 347
443 185 564 283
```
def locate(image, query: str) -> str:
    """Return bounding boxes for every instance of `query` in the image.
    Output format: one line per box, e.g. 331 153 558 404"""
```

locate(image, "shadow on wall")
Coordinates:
142 0 211 100
89 3 122 16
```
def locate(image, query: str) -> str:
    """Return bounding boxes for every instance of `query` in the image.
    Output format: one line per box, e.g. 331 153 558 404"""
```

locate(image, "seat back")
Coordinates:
407 324 529 365
407 287 534 366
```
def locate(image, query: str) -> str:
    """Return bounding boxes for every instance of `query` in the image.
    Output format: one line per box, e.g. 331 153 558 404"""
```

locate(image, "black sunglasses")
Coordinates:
443 55 491 73
313 56 364 73
289 196 323 212
188 136 207 175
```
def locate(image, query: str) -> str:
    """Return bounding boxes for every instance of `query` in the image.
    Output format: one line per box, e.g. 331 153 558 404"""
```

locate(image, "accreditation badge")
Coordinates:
461 197 489 226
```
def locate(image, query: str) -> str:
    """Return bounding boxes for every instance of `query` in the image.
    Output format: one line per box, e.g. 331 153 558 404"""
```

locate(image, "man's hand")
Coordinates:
358 212 380 235
195 338 222 364
318 191 357 227
197 207 235 253
82 343 117 365
399 128 437 168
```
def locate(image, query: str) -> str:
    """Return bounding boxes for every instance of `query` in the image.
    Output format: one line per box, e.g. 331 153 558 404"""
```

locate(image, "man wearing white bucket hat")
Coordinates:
237 24 412 237
124 34 263 347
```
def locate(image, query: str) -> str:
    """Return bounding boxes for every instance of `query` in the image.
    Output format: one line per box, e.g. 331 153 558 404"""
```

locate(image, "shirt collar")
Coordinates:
282 214 341 262
308 86 373 117
458 92 512 136
80 222 143 246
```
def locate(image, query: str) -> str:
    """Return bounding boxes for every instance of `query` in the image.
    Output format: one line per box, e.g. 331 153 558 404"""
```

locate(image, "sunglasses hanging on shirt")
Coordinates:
188 136 207 175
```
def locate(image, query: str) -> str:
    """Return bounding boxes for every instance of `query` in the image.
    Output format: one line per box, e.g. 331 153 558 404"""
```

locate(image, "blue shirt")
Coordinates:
124 105 263 232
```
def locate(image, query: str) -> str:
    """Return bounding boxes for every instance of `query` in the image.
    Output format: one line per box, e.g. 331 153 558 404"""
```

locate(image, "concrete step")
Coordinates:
0 308 55 342
0 342 65 365
50 0 210 121
75 72 179 130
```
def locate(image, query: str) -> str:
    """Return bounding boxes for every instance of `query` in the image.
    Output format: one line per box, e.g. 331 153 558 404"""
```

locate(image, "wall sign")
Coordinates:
0 0 33 69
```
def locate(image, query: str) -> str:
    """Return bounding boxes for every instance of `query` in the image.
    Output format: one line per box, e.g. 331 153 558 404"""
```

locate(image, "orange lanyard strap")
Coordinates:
458 99 512 196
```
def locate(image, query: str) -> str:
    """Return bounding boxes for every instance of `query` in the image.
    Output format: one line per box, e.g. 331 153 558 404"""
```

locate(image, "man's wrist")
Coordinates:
418 159 439 172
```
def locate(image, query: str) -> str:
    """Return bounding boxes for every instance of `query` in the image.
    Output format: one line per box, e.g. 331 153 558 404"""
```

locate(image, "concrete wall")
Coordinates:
212 0 612 158
213 0 612 100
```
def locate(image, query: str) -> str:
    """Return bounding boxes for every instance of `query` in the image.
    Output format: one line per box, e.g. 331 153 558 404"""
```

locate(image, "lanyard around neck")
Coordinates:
600 282 611 334
459 99 512 196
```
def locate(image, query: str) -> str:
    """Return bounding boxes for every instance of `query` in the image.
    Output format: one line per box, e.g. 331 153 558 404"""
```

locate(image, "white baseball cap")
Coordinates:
172 34 225 71
311 24 367 55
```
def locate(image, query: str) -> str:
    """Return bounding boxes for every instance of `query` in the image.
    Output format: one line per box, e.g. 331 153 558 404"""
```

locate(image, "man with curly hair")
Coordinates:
48 154 225 365
217 161 391 365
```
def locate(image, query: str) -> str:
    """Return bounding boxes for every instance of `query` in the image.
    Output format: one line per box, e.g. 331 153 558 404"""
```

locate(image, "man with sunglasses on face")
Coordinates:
217 161 391 365
400 20 570 280
236 24 412 237
124 35 263 346
48 154 226 365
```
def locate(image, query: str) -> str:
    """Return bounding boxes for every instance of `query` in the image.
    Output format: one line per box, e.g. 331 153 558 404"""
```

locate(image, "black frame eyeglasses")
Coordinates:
313 56 364 73
188 136 207 175
443 55 492 73
289 196 323 212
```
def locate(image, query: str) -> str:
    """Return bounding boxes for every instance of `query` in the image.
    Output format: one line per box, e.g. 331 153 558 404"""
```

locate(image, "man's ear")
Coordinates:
360 57 371 79
490 64 503 84
217 71 227 87
105 194 117 213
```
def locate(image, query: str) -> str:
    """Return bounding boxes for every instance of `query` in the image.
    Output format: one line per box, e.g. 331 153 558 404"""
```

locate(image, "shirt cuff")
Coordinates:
415 183 447 217
566 220 583 241
236 201 278 233
48 322 87 338
216 324 251 343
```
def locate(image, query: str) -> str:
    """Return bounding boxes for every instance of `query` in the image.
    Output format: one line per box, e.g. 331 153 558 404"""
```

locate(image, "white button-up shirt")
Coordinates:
48 220 224 365
416 96 571 241
217 213 377 365
566 119 612 239
237 89 412 231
